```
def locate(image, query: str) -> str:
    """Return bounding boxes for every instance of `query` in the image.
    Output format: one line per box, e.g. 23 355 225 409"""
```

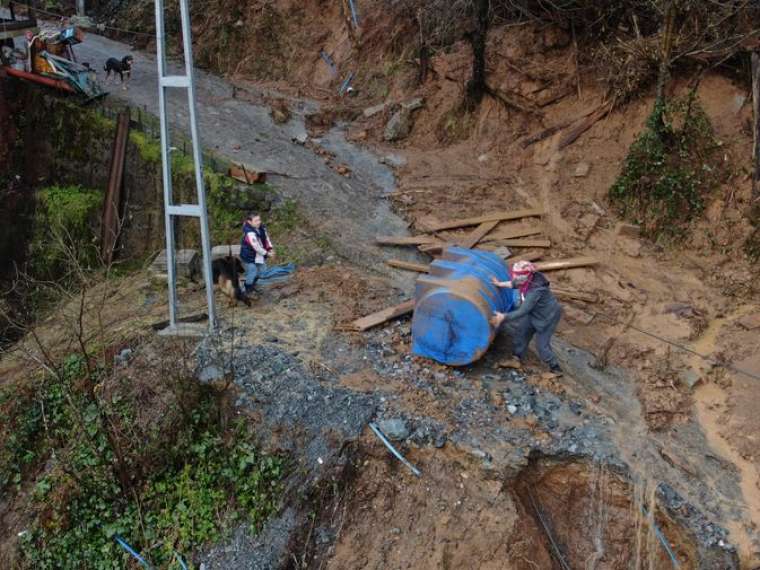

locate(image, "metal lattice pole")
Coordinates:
154 0 217 333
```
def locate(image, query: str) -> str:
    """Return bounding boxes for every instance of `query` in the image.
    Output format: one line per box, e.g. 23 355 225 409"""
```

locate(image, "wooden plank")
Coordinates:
385 260 430 273
428 208 543 232
509 250 545 263
229 164 267 184
480 224 543 243
553 288 598 303
418 242 447 254
481 238 552 249
534 257 599 272
459 220 499 249
350 300 415 332
376 235 438 246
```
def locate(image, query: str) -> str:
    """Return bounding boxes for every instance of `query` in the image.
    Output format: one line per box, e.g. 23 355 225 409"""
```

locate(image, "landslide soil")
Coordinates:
166 8 760 562
5 1 760 565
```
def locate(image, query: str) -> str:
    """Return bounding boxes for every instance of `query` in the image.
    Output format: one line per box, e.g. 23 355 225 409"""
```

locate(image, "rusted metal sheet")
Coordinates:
101 111 130 265
3 67 74 91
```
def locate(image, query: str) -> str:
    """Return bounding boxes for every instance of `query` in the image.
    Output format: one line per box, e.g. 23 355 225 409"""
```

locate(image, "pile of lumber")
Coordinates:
347 207 600 331
376 207 549 257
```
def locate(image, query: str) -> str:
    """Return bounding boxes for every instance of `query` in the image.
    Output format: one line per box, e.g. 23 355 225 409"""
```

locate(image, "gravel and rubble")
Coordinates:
194 320 738 568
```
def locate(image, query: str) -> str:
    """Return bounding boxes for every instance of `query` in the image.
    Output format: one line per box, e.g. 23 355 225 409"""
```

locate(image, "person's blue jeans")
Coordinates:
242 261 275 291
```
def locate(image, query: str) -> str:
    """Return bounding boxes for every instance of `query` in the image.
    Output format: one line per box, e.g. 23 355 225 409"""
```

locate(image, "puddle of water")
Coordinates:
691 315 760 565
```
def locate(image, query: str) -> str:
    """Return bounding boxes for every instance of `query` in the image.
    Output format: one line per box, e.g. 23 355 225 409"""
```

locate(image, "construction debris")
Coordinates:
428 208 543 232
229 163 267 184
483 238 552 249
101 111 130 264
458 220 499 249
375 235 440 246
385 260 430 273
534 257 599 272
349 300 415 331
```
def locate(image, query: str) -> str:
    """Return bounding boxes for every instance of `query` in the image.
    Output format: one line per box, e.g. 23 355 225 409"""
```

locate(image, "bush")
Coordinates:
30 185 103 280
609 94 722 241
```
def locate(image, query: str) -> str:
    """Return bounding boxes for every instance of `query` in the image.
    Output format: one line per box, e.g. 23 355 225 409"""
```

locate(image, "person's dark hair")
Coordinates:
245 211 259 222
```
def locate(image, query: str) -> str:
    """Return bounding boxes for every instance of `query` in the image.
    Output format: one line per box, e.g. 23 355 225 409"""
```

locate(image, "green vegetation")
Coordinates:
0 353 284 569
128 131 275 246
30 185 104 280
609 94 723 241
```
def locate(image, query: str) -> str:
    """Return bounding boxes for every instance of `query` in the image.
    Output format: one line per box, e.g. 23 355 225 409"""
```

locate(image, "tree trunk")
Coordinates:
752 51 760 207
465 0 489 109
655 0 677 103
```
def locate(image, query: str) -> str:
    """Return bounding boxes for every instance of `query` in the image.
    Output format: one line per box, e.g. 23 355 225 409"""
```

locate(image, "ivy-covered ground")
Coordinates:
0 348 285 569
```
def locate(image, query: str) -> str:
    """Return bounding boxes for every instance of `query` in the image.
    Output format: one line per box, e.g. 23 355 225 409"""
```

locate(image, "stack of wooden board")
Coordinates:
349 207 600 331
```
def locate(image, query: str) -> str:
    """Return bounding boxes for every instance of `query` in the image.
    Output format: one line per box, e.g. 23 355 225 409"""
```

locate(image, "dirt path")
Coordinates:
67 29 420 291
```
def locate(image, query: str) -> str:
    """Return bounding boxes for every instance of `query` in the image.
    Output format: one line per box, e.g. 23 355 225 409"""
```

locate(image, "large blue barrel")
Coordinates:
411 247 518 366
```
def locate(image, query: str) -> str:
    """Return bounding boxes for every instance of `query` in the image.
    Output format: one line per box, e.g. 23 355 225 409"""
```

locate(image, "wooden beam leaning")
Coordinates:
428 208 544 232
458 220 499 249
350 300 415 332
385 260 430 273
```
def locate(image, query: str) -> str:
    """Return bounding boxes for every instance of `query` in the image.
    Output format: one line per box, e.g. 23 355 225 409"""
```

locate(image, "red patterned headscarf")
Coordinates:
511 261 537 297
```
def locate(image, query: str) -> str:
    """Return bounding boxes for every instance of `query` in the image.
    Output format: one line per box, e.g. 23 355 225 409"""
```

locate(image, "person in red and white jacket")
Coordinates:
239 212 276 293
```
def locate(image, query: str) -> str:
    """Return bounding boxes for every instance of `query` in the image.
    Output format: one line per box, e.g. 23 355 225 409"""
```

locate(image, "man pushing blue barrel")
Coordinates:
411 249 563 374
490 260 563 376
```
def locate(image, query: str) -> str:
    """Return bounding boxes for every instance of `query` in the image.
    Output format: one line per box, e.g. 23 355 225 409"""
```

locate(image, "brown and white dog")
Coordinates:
212 256 251 307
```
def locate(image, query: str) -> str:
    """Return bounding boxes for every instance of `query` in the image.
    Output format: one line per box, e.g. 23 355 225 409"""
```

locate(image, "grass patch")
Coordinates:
609 94 724 241
1 352 285 569
30 185 103 281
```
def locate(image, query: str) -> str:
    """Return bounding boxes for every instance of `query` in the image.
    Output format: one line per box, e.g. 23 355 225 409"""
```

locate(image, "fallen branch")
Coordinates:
519 106 598 149
486 84 542 116
557 102 613 150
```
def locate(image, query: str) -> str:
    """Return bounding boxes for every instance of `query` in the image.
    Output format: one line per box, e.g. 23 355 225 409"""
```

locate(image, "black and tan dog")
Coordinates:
212 256 251 307
104 55 134 88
